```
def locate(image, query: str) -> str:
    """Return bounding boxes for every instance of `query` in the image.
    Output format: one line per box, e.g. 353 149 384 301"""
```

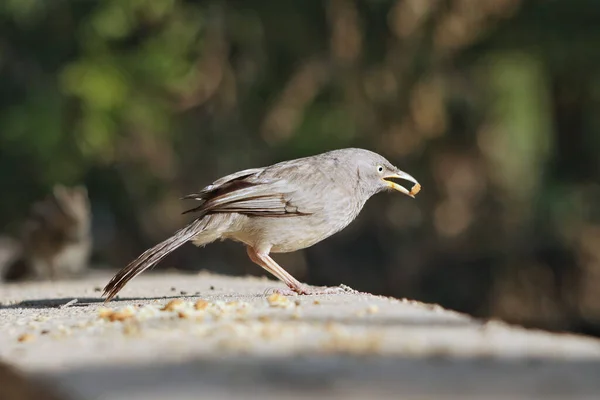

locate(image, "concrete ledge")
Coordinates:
2 272 600 399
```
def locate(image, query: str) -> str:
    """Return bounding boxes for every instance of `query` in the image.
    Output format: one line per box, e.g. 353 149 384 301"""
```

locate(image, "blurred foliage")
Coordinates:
1 0 600 335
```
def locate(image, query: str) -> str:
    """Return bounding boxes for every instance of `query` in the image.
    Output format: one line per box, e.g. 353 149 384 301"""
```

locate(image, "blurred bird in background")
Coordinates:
1 185 92 282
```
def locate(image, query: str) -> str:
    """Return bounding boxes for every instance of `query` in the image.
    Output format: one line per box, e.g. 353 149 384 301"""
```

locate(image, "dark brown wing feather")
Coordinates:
181 180 258 215
181 164 316 217
181 168 264 201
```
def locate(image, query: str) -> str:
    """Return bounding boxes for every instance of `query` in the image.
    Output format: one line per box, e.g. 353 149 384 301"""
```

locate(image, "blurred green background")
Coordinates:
1 0 600 335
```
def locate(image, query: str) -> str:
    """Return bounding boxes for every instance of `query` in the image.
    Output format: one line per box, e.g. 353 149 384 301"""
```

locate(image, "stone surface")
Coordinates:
1 272 600 399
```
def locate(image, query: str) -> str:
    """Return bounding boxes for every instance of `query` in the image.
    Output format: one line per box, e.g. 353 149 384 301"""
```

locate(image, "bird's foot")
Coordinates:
273 283 361 296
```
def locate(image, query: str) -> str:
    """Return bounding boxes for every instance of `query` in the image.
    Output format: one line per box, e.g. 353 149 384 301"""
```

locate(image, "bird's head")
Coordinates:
346 149 421 198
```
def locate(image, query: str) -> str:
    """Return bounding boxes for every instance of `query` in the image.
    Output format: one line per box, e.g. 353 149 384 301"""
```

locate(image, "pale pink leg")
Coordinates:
246 246 360 296
246 246 309 294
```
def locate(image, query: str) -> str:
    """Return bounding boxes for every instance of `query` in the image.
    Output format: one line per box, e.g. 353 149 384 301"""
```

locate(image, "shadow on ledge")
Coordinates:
36 354 600 400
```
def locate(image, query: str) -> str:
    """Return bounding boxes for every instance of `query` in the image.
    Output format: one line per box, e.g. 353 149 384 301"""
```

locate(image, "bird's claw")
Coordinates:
270 283 360 296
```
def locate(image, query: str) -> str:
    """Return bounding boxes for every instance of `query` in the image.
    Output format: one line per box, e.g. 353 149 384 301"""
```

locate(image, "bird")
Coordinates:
2 185 92 282
102 148 420 301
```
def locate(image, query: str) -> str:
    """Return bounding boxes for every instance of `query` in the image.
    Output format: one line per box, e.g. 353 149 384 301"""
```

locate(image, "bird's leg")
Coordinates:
246 246 309 294
246 246 361 296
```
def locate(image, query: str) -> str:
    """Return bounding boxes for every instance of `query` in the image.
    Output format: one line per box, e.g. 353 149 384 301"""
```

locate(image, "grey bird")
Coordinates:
103 148 420 301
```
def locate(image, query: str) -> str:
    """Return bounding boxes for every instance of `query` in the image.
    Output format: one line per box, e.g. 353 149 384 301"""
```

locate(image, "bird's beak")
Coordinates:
383 170 421 198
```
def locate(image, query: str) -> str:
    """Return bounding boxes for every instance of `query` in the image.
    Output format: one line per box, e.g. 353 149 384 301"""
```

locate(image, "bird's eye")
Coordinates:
377 165 384 173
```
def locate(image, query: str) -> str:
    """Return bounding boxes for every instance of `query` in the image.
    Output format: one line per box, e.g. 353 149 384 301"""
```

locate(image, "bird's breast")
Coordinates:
228 194 367 253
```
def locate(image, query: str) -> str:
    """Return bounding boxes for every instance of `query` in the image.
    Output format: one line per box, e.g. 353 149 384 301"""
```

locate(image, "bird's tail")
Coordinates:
102 217 209 302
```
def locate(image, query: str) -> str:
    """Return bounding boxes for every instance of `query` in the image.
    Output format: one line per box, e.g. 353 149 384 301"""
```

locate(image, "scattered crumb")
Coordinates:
180 291 188 295
210 285 215 290
40 330 50 335
177 311 189 319
194 300 209 310
94 287 102 292
99 306 136 322
110 309 135 322
313 300 321 305
162 299 185 311
170 287 177 291
18 333 35 343
98 307 114 319
267 293 291 308
258 315 271 323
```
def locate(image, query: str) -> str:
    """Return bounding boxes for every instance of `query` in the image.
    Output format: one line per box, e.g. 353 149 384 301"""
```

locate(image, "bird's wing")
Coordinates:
180 168 265 200
181 162 326 217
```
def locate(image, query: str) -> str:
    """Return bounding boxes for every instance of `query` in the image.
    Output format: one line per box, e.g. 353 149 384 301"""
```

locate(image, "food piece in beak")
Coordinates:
410 183 421 196
383 170 421 198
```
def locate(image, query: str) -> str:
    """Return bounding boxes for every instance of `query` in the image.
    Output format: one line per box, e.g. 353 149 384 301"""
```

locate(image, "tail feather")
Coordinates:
102 218 208 302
